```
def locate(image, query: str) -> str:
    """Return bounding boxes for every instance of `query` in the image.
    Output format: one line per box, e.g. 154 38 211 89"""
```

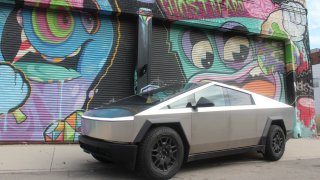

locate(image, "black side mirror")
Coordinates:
196 97 214 108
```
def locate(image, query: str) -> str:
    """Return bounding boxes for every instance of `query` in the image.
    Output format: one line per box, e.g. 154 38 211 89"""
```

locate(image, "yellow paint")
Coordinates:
86 0 121 110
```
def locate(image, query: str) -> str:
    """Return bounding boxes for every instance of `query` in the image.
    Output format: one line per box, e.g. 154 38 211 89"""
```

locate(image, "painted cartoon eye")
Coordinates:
224 36 250 62
182 30 214 69
81 12 100 34
215 22 253 70
192 41 214 69
32 8 74 43
222 36 251 69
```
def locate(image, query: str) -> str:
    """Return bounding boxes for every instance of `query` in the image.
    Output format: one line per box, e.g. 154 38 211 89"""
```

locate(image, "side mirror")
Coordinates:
196 97 214 108
186 102 197 110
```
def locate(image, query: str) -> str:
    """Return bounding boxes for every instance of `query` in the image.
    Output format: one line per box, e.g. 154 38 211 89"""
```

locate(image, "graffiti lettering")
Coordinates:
296 80 313 95
157 0 248 20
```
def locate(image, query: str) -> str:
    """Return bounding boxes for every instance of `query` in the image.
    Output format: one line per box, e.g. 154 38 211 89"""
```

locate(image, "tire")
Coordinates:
263 125 286 161
137 127 184 180
92 154 112 163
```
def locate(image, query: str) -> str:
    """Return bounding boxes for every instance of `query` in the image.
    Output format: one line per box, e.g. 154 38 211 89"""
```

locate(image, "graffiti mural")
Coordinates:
169 23 286 102
156 0 280 20
0 0 316 142
0 0 115 142
151 0 315 137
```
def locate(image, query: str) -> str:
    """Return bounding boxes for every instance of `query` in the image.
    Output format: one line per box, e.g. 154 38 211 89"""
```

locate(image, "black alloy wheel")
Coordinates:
272 129 284 154
264 125 286 161
151 136 178 172
137 127 184 180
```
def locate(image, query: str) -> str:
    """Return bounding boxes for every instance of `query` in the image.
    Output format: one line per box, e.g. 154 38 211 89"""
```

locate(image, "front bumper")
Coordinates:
81 117 134 142
79 135 138 170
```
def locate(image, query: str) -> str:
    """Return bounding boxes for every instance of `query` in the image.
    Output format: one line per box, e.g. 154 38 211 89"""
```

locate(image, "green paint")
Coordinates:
159 0 243 16
293 116 315 138
64 123 75 141
170 18 264 81
258 56 268 75
186 0 200 15
47 9 74 38
12 109 26 124
271 23 288 39
176 0 188 16
49 0 71 10
32 8 49 43
197 0 223 14
76 110 84 117
14 62 80 83
53 131 62 140
76 110 84 129
285 43 295 65
140 15 148 23
177 17 262 34
32 0 73 43
170 26 236 80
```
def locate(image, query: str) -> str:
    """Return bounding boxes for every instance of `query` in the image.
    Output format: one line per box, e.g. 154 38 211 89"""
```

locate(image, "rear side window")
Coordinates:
195 85 226 107
226 88 254 106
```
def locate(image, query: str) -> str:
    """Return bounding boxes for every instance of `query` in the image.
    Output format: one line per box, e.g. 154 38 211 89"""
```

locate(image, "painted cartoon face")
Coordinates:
14 0 113 82
0 0 114 141
170 19 286 102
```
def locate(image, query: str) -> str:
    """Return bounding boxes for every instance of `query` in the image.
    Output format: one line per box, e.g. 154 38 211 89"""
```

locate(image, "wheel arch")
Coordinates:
134 120 190 163
259 117 287 152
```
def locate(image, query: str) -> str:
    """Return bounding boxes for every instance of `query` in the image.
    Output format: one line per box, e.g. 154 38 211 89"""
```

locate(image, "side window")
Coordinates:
194 85 226 107
166 94 195 109
226 88 254 106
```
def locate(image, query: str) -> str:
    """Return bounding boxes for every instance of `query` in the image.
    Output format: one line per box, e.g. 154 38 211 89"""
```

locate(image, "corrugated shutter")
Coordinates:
151 22 286 103
0 6 136 143
150 20 186 86
87 14 137 106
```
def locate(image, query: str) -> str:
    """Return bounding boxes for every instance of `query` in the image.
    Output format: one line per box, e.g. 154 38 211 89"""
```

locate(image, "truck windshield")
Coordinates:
113 83 201 107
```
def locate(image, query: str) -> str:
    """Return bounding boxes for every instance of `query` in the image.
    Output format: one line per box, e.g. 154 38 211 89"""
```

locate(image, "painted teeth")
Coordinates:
250 67 263 77
67 47 81 57
41 55 64 63
41 46 81 63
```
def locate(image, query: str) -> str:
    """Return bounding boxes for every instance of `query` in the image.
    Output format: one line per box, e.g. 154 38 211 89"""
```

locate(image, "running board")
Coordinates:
188 145 264 162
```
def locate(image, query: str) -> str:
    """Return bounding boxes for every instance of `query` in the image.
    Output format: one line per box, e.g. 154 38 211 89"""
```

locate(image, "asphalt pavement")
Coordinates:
0 138 319 179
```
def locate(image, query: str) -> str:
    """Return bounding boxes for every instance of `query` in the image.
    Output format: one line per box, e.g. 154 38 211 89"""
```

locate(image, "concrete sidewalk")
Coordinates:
0 139 319 174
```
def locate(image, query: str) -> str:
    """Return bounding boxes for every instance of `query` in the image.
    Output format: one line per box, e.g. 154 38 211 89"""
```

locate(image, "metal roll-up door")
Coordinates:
151 22 286 103
0 5 136 143
88 14 137 106
150 20 186 86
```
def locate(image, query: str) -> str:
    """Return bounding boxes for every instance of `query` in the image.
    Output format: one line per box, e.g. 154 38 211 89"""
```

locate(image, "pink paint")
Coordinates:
297 49 310 74
156 0 278 20
67 0 84 9
57 13 72 30
24 0 84 9
20 40 32 50
0 78 89 141
191 62 258 82
243 0 279 20
24 0 51 8
35 9 67 42
297 97 315 127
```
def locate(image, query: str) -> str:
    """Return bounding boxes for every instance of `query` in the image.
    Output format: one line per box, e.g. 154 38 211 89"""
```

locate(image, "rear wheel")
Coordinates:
263 125 286 161
137 127 184 180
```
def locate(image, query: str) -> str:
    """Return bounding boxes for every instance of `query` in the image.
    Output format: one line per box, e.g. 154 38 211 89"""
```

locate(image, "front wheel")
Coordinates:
137 127 184 180
263 125 286 161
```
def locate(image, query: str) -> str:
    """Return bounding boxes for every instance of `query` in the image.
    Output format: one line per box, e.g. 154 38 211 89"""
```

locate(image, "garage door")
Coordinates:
151 22 287 103
0 4 136 143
